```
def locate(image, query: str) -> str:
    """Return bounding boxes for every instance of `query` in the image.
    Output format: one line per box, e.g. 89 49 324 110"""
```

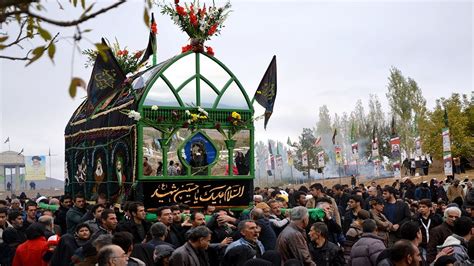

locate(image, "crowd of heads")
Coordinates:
0 175 473 265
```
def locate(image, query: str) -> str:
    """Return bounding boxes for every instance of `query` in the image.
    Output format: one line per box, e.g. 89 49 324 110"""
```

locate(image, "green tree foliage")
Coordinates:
315 105 332 137
421 93 473 159
293 128 323 179
386 67 427 155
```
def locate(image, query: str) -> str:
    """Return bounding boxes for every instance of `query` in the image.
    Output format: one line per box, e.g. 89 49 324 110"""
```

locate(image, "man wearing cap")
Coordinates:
368 198 391 246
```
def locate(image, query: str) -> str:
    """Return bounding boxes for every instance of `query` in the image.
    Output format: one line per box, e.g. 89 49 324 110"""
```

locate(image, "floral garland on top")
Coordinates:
83 40 145 75
122 106 263 143
161 0 231 55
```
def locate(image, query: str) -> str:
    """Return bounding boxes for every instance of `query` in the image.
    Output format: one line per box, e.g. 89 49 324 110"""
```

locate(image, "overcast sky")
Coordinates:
0 0 472 180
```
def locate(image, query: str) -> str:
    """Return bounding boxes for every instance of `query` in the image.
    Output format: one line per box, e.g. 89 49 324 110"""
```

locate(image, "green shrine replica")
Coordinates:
65 2 276 210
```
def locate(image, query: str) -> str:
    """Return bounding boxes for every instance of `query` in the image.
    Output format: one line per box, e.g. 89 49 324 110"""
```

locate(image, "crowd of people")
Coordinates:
0 176 473 266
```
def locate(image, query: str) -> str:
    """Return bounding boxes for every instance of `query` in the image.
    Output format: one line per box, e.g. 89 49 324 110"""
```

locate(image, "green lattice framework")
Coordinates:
137 51 255 180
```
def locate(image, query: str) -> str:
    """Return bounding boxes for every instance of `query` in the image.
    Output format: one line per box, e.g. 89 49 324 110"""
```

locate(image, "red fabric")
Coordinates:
12 237 48 266
225 165 239 175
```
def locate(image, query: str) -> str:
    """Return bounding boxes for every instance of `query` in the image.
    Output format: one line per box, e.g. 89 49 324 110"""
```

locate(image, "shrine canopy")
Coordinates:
136 50 255 180
138 51 252 110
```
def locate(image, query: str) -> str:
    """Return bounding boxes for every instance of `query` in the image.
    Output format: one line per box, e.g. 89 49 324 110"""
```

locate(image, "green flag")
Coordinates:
350 122 356 143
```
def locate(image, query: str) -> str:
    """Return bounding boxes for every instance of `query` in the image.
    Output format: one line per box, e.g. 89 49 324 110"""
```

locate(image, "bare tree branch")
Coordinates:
2 19 31 49
23 1 125 27
0 31 58 61
0 49 31 60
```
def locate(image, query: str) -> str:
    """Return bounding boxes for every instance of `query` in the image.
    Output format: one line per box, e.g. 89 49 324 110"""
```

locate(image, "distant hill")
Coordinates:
29 177 64 189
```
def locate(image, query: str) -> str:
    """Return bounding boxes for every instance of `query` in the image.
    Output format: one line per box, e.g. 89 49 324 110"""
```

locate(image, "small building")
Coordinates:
0 151 25 191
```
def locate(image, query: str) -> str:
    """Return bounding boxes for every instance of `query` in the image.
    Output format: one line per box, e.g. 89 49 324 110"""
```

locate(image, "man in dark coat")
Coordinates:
54 195 72 236
169 226 212 266
332 184 351 215
343 195 363 234
350 219 385 266
382 186 411 245
413 199 443 256
276 206 315 265
117 202 151 244
2 211 27 266
427 206 461 263
147 222 175 248
157 206 185 247
308 222 345 266
250 207 277 251
66 194 87 234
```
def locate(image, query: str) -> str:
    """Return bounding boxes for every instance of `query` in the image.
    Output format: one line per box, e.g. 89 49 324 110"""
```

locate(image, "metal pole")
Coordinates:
290 165 294 185
49 154 52 179
339 163 342 185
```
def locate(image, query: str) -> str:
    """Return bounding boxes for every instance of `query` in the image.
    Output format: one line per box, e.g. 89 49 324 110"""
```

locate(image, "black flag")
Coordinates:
254 55 277 129
391 116 396 137
372 124 376 142
139 13 157 66
87 38 126 106
444 108 449 127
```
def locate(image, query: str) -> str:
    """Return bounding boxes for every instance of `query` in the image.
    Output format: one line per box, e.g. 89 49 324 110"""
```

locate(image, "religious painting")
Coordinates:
182 131 217 176
92 148 107 197
111 142 129 202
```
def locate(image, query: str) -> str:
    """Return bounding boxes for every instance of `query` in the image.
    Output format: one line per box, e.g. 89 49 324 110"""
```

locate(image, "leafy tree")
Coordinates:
315 105 332 137
386 67 427 155
421 93 473 159
293 128 323 180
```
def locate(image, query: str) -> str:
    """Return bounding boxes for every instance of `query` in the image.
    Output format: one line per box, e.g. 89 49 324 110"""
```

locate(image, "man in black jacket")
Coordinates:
413 199 443 258
250 207 277 251
308 222 345 266
382 186 411 246
426 206 460 263
157 206 184 247
54 195 72 236
332 184 350 215
343 195 363 234
117 202 151 244
66 194 87 234
316 199 343 246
